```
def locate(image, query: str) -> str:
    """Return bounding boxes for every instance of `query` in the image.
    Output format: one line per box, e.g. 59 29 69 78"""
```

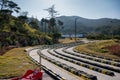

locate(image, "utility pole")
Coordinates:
110 21 114 40
75 18 79 42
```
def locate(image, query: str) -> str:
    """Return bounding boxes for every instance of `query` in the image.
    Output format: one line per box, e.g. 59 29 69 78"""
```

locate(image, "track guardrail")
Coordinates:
73 49 120 62
63 48 120 67
54 50 120 73
39 51 97 80
47 49 115 76
26 48 66 80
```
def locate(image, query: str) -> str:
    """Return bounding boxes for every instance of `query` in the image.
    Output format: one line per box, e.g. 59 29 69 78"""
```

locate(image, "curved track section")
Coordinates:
28 49 83 80
64 47 120 67
48 49 114 76
54 48 120 73
53 48 120 80
73 48 120 62
26 42 120 80
45 49 118 80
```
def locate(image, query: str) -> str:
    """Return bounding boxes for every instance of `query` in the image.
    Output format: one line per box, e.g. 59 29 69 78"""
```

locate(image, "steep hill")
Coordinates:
0 14 51 48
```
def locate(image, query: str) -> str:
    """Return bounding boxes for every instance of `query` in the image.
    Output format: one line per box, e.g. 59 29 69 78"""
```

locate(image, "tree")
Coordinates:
19 11 28 17
49 18 56 33
0 0 8 10
29 18 40 30
40 18 45 32
0 0 20 15
43 5 64 43
44 5 58 18
44 5 58 34
7 0 20 14
0 0 11 15
44 19 49 34
57 20 64 33
18 11 28 22
40 18 49 33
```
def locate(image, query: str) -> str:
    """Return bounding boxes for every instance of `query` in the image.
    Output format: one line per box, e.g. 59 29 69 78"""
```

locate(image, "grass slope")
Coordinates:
59 38 80 43
75 40 120 59
0 48 38 79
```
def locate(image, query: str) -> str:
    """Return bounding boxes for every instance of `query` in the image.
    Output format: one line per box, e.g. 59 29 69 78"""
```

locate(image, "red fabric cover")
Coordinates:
11 70 42 80
31 71 42 80
21 70 33 78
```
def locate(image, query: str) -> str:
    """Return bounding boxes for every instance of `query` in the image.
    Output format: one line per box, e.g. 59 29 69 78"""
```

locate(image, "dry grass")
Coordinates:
0 48 38 79
75 40 120 59
59 38 81 43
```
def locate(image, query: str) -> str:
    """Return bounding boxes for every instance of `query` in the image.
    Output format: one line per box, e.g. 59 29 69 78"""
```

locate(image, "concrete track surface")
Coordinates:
55 48 120 80
27 43 120 80
29 49 83 80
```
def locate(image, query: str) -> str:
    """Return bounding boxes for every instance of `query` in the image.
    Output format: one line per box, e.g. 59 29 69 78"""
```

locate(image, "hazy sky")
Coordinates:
13 0 120 20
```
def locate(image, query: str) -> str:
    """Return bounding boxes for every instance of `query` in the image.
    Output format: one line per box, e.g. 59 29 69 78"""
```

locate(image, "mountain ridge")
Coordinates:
56 16 120 34
58 15 120 20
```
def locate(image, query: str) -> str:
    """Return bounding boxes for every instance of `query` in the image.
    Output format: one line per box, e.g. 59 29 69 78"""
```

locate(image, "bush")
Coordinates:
105 45 120 57
86 34 120 40
114 35 120 39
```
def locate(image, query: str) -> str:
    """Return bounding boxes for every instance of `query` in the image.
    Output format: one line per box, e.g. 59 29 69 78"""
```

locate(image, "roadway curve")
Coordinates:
27 41 120 80
29 49 83 80
54 47 120 80
66 47 120 64
55 48 120 70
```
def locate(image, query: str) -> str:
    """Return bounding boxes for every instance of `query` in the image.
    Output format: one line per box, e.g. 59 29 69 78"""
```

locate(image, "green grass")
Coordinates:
75 40 120 59
0 48 38 79
24 23 37 33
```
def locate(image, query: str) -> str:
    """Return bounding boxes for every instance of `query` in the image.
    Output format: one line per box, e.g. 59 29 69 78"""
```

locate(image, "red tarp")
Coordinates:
11 69 43 80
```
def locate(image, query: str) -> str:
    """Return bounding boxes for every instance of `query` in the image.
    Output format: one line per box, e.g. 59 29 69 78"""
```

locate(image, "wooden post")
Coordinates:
39 50 42 71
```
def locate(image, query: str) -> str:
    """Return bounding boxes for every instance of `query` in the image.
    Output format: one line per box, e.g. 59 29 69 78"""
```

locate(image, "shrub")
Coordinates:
105 45 120 57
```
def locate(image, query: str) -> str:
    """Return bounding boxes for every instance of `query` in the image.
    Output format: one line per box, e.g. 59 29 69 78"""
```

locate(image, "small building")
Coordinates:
61 34 84 38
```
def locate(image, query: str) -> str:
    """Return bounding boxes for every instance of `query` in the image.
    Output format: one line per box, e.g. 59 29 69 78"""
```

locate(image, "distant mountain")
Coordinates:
56 16 120 35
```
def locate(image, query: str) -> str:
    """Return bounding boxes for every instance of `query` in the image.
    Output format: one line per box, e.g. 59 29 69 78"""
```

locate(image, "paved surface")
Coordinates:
55 48 120 80
67 47 120 64
48 49 119 80
25 42 120 80
29 49 82 80
28 49 54 80
56 48 120 69
42 70 54 80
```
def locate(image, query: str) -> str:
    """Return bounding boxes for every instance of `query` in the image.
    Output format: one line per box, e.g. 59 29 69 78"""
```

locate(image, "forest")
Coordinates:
0 0 62 55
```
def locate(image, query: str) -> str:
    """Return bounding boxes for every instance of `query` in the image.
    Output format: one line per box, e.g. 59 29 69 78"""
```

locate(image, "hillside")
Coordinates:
0 48 38 79
74 40 120 59
0 14 52 54
56 16 120 35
